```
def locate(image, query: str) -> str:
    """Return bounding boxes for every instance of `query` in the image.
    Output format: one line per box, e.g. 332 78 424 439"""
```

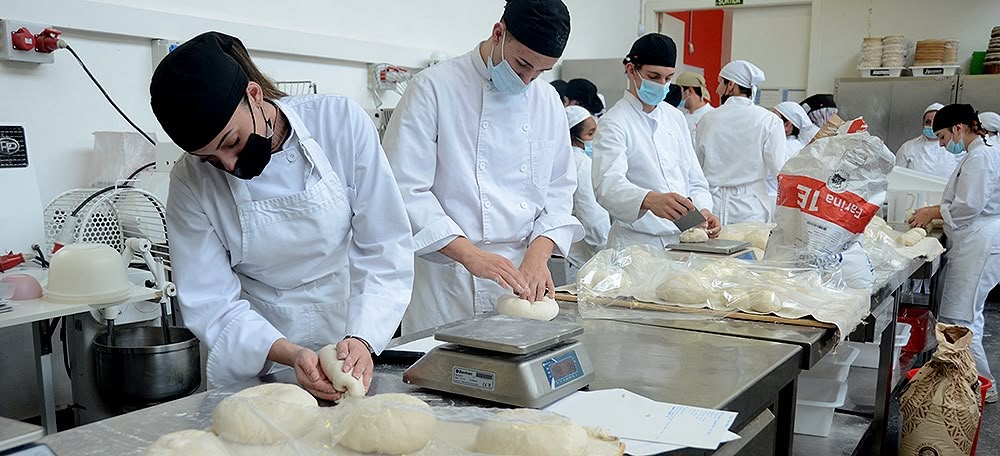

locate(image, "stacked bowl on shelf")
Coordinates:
860 37 884 68
881 35 907 67
913 39 959 66
986 26 1000 74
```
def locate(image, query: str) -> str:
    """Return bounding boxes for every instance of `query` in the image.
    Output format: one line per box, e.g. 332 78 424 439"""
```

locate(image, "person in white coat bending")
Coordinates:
592 33 720 249
676 72 715 144
909 104 1000 403
565 106 610 267
150 32 414 397
384 0 583 335
695 60 788 224
896 103 963 179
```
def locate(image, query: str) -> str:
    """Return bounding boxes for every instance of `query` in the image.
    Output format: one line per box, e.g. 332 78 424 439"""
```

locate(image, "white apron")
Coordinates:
711 180 772 225
213 105 353 384
939 216 1000 322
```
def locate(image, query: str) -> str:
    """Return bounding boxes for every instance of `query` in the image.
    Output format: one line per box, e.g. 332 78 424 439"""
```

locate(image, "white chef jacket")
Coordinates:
592 91 713 249
684 104 715 145
568 146 610 268
166 95 414 386
896 135 963 179
695 96 787 224
767 136 805 195
383 46 582 334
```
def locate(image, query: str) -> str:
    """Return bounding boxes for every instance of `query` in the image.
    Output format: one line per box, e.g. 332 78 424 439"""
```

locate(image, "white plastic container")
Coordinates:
795 378 849 437
802 345 861 382
909 65 959 77
847 323 912 368
858 67 904 78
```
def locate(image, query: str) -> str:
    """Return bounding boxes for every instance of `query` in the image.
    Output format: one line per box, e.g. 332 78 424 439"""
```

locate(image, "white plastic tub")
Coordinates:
909 65 959 77
847 323 911 368
795 378 849 437
802 345 861 382
859 67 904 78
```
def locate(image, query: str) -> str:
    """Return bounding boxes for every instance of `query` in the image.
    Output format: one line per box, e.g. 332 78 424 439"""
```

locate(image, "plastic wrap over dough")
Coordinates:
898 227 927 247
339 393 437 454
475 409 589 456
145 430 232 456
496 295 559 321
655 270 721 306
318 344 366 398
679 227 709 243
212 384 320 445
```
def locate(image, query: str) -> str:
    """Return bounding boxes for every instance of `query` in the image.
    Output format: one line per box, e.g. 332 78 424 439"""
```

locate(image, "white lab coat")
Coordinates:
767 136 804 196
383 47 583 335
695 96 787 225
592 92 713 249
936 137 1000 381
568 146 610 268
684 104 715 145
166 96 414 387
895 135 963 179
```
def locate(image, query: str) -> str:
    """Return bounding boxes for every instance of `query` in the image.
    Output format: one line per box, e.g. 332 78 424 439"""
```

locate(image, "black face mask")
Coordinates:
721 83 734 105
231 100 273 180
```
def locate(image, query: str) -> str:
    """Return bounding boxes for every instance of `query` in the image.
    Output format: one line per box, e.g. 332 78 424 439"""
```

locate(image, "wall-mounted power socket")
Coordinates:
0 19 56 64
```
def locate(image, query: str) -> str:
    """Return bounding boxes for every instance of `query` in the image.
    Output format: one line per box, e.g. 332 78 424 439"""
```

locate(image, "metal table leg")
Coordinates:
774 376 798 456
870 291 901 455
32 320 57 434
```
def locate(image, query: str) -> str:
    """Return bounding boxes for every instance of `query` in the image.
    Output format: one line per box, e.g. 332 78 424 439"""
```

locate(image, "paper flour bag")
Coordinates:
900 324 981 456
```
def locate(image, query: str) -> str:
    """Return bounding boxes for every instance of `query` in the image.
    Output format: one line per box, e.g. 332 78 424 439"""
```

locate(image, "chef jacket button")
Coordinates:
520 202 528 209
522 124 529 132
481 121 490 129
287 152 297 162
484 201 492 208
479 161 487 170
520 165 527 173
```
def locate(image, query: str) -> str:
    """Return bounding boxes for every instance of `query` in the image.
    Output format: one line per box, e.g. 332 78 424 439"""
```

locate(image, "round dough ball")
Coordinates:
898 227 927 247
496 295 560 321
679 228 709 243
212 383 320 445
654 270 719 306
145 430 231 456
475 409 588 456
339 394 436 454
318 344 366 398
727 288 783 314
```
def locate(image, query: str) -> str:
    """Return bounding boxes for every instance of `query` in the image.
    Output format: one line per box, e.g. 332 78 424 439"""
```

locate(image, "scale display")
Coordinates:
542 351 584 388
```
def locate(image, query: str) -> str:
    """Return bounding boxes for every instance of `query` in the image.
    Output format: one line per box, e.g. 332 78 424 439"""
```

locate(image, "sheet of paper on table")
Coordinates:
389 336 448 353
544 388 740 453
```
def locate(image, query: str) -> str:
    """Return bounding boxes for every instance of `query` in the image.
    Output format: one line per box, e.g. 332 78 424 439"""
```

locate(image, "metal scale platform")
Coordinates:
402 315 594 408
666 239 756 260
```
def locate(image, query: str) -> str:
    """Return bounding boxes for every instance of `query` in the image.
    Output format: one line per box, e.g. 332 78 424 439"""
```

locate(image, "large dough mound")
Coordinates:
655 270 720 306
145 430 231 456
726 287 784 314
475 409 588 456
679 228 709 243
497 295 559 321
339 393 436 454
318 344 366 398
212 383 320 445
898 227 927 247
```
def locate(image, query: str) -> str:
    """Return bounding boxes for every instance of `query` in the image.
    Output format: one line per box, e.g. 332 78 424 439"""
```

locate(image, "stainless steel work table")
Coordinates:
41 317 800 456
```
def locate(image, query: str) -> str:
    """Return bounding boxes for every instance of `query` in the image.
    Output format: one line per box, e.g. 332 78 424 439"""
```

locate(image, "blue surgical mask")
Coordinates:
583 141 593 157
487 32 529 96
678 98 687 110
922 126 936 139
946 139 966 155
634 73 670 106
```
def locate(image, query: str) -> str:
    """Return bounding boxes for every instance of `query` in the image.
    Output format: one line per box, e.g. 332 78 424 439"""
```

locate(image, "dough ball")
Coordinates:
898 227 927 247
145 430 231 456
212 383 320 445
654 270 719 305
496 295 560 321
679 228 709 243
318 344 366 398
476 409 588 456
727 288 783 314
339 393 436 454
904 208 916 222
746 229 771 250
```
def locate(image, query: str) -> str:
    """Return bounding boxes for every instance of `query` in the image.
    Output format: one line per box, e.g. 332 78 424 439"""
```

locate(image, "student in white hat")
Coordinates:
896 102 962 179
564 106 610 267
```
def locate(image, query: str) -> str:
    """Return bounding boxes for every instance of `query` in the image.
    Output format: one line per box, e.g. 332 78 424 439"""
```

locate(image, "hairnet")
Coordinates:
565 105 592 129
150 31 249 152
502 0 571 58
924 102 944 116
719 60 765 89
623 33 677 68
932 104 979 132
980 112 1000 133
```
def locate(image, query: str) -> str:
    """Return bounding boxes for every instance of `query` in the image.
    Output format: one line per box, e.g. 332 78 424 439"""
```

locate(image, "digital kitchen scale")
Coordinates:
402 315 594 408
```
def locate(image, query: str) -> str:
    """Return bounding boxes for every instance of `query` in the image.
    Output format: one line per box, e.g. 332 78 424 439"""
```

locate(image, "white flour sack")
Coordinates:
764 130 895 289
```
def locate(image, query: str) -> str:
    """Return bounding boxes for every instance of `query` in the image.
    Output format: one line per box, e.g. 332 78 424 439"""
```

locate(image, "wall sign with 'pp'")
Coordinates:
716 0 744 5
0 125 28 168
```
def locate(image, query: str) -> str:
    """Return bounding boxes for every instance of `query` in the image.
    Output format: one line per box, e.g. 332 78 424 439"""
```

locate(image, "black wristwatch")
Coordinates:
344 335 374 353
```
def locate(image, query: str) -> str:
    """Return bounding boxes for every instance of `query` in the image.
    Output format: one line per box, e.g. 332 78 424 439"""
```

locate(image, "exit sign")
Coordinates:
716 0 744 5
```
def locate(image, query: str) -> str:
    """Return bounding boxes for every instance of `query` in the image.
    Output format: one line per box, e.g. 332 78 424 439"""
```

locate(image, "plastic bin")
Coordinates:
858 67 904 78
906 369 992 456
848 323 911 368
899 308 935 353
909 65 959 77
794 378 848 437
802 345 860 382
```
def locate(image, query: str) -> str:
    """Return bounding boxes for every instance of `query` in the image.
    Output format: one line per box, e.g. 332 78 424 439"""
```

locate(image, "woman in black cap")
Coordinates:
564 78 604 115
150 31 414 398
909 104 1000 402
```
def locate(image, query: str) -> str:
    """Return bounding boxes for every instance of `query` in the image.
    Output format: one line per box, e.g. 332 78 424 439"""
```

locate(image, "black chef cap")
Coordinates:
551 79 568 98
502 0 571 58
150 31 249 152
933 104 979 132
801 94 837 112
565 78 603 114
623 33 677 68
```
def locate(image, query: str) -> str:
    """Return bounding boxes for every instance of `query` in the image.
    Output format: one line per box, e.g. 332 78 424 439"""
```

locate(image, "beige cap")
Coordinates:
676 72 711 101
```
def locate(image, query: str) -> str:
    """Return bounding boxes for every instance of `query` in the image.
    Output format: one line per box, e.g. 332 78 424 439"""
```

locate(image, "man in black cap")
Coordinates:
384 0 583 334
591 33 720 249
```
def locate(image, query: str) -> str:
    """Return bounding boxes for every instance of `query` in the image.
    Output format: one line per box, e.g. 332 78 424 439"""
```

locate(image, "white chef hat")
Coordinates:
720 60 766 89
774 102 811 130
924 102 945 116
565 105 592 129
980 112 1000 133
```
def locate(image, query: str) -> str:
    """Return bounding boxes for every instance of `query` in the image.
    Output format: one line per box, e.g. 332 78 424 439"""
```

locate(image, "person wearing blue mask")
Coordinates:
383 0 583 334
676 72 715 145
565 106 609 268
909 104 1000 403
896 103 962 179
592 33 720 249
